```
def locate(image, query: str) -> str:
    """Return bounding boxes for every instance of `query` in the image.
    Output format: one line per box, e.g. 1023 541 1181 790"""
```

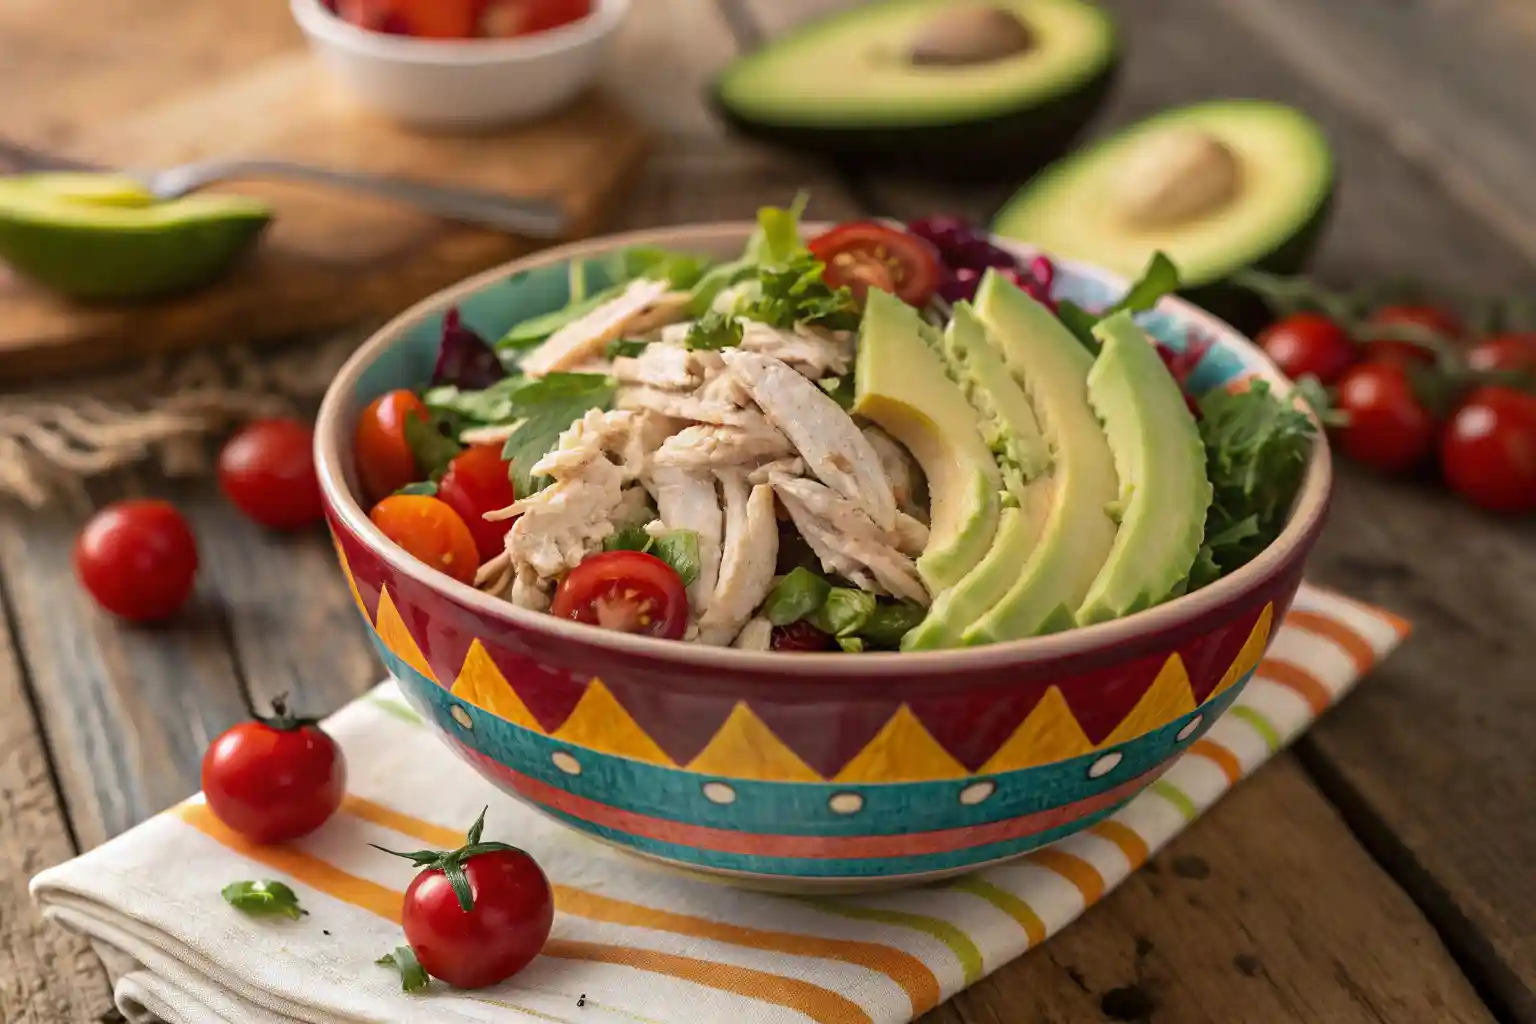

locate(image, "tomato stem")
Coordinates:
370 807 521 913
255 693 321 732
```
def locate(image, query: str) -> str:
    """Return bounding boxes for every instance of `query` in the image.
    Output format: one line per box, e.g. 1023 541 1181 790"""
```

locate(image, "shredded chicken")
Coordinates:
520 278 671 377
733 617 774 651
863 425 924 520
771 473 929 605
698 475 780 646
771 474 927 557
748 457 806 486
617 385 763 428
653 422 793 470
650 466 724 614
613 344 723 391
739 321 856 379
623 291 692 336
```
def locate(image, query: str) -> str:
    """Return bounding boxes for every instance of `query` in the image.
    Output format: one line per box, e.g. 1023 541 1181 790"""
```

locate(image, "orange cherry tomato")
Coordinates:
369 494 480 584
437 444 517 562
354 390 429 505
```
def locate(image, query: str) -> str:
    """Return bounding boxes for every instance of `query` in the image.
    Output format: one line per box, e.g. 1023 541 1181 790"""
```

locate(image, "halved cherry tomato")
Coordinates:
74 500 199 623
808 222 943 307
550 551 688 639
1439 386 1536 514
339 0 479 37
1257 313 1357 385
218 419 323 531
1363 305 1462 365
1333 361 1438 474
437 444 517 562
202 697 347 845
370 494 480 584
355 390 429 504
479 0 592 36
1467 333 1536 376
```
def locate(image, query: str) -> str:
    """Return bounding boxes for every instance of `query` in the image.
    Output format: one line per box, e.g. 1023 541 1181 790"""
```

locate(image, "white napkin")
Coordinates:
33 584 1408 1024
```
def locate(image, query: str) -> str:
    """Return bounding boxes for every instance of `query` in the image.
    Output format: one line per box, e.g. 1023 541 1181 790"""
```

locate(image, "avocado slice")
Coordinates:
853 289 1000 593
0 173 271 302
962 270 1119 642
1076 313 1212 624
993 100 1333 296
713 0 1119 177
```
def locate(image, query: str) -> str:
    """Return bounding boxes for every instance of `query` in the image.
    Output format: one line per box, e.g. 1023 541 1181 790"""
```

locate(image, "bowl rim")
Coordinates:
289 0 629 64
315 221 1333 679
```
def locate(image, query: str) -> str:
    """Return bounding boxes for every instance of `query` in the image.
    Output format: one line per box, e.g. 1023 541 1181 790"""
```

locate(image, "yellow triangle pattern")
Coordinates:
450 640 542 731
553 679 676 766
981 687 1093 773
835 706 968 783
1100 654 1197 748
331 535 369 621
686 703 820 782
1211 603 1274 700
373 586 437 683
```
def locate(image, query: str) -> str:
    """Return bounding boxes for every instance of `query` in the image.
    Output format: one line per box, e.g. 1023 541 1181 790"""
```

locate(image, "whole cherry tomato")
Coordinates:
74 500 198 623
218 419 323 531
377 810 553 989
355 390 430 504
1257 313 1357 384
369 494 481 584
1439 386 1536 514
808 222 944 307
1363 305 1462 366
202 697 347 845
1333 361 1438 474
437 445 517 562
1467 333 1536 376
770 620 835 652
550 551 688 639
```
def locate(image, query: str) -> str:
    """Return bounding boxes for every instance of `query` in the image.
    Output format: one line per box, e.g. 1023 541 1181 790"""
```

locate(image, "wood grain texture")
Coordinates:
0 1 650 382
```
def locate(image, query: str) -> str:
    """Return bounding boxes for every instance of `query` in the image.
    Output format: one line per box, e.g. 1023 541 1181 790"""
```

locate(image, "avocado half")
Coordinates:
0 173 272 302
992 100 1335 316
712 0 1120 178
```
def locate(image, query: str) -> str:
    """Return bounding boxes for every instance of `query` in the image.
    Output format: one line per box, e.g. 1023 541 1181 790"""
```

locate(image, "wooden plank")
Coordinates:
0 566 114 1022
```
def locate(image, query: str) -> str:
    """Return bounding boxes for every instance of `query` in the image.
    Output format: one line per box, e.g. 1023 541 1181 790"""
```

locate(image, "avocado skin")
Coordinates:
710 61 1119 181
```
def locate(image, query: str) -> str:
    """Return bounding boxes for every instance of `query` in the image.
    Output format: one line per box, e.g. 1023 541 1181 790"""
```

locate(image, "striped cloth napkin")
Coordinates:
32 584 1407 1024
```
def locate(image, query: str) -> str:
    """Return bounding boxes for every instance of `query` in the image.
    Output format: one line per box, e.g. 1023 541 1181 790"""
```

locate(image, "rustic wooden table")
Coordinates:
3 1 1534 1022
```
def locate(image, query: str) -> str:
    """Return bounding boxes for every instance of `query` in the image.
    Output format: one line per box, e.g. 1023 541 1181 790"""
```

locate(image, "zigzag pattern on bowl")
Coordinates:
336 538 1275 783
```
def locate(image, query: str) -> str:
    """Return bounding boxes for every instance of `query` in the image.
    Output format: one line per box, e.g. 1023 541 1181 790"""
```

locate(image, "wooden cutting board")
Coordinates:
0 0 651 381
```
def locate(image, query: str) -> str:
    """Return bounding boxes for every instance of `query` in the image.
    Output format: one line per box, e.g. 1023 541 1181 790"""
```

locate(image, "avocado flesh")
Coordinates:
992 100 1334 289
962 271 1119 643
1076 313 1213 625
853 290 1001 594
0 174 271 301
903 304 1052 649
713 0 1118 176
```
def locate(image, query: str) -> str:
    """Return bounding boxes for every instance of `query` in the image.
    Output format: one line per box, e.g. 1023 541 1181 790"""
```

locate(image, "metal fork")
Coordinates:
0 140 569 239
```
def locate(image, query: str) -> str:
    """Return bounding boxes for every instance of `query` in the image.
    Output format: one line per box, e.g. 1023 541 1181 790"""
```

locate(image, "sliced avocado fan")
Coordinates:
1076 313 1212 624
0 173 272 301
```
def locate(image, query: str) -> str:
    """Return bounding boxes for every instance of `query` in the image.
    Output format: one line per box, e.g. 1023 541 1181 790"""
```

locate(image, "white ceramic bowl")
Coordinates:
290 0 630 131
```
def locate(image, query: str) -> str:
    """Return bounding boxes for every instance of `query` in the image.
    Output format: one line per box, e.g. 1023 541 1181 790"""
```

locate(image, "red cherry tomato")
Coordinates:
1333 361 1438 474
808 222 944 307
437 444 517 562
218 419 323 531
339 0 479 36
1363 305 1462 365
1439 386 1536 514
378 811 553 989
355 390 430 504
479 0 592 36
74 500 199 623
1467 333 1536 375
202 698 347 844
550 551 688 639
771 620 835 652
370 494 481 584
1257 313 1357 384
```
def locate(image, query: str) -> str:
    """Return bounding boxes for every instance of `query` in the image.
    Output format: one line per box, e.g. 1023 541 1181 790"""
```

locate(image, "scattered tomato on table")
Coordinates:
1439 386 1536 514
436 444 517 562
375 809 553 990
218 418 324 531
75 500 199 623
550 550 689 640
1466 333 1536 375
1331 361 1438 474
1257 312 1356 385
202 696 347 845
369 494 482 585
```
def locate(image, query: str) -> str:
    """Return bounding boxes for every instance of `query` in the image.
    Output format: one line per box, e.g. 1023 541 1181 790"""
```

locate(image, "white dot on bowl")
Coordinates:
450 705 473 730
1088 752 1123 779
1177 715 1204 742
702 782 736 805
828 792 864 815
959 780 996 806
551 751 582 776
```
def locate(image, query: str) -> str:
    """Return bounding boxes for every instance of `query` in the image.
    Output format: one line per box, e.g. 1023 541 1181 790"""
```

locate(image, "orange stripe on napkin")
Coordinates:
1027 849 1105 905
1257 658 1333 716
1282 610 1376 675
342 796 940 1014
1189 739 1243 785
1089 821 1150 870
176 803 869 1024
1300 584 1413 639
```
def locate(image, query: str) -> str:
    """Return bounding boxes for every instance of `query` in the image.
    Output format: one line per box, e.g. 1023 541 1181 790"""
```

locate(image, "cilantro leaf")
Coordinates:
686 311 745 350
376 946 430 994
761 567 832 626
607 338 650 359
402 415 463 482
222 880 306 921
808 587 876 637
648 530 702 586
424 377 533 425
741 255 860 332
498 373 616 496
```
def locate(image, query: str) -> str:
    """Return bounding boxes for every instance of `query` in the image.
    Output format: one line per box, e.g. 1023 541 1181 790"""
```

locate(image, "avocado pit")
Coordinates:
1113 128 1243 229
909 4 1035 66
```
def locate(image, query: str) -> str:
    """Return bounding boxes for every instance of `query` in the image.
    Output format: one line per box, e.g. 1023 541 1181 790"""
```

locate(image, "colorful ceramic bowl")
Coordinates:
314 224 1332 889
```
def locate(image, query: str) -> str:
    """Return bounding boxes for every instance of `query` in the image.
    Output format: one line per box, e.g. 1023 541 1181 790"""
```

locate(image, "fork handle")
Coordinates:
162 159 569 239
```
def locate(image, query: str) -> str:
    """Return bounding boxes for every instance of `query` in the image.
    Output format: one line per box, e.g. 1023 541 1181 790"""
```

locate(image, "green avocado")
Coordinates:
962 270 1119 643
853 289 1000 593
1076 313 1212 625
903 303 1051 649
712 0 1118 177
0 173 271 302
993 100 1334 301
